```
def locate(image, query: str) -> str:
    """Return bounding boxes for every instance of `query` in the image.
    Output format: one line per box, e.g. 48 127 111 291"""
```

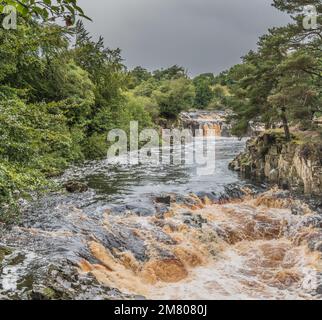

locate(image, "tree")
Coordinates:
226 0 322 140
193 75 214 108
153 65 187 81
128 66 152 88
194 73 216 85
133 78 158 98
0 0 90 25
153 78 195 119
72 21 127 135
0 18 129 221
268 51 320 136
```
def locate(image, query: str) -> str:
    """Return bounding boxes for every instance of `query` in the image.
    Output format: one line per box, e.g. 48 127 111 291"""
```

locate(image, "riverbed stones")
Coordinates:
183 214 207 228
0 246 12 267
154 195 172 205
64 180 88 193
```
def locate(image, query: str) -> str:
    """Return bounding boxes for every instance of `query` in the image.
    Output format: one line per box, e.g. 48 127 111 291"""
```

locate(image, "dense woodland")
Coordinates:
0 0 321 222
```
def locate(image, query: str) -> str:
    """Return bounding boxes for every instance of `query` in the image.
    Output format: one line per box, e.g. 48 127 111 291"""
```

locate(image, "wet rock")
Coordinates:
0 254 137 300
154 230 177 245
195 191 219 203
155 204 170 217
125 205 156 217
184 214 207 228
32 267 134 300
153 220 178 232
281 180 289 191
229 132 322 196
291 205 304 216
315 284 322 296
155 195 172 205
270 189 291 199
311 241 322 253
98 227 148 262
0 246 12 265
219 185 247 201
64 181 88 193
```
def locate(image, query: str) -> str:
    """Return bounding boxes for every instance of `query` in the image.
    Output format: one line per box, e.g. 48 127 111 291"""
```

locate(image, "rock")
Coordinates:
0 246 12 264
64 181 88 193
184 214 207 228
229 132 322 196
316 284 322 296
125 205 156 217
154 195 172 205
269 169 279 182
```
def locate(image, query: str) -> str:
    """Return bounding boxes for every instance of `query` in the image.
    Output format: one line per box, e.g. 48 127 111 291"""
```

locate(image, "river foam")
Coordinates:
78 188 322 300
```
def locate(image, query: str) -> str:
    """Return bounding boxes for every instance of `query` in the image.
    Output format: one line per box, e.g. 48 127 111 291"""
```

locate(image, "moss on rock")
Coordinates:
0 246 12 265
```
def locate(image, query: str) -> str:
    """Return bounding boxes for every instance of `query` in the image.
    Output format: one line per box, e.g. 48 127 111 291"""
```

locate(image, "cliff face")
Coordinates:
229 131 322 196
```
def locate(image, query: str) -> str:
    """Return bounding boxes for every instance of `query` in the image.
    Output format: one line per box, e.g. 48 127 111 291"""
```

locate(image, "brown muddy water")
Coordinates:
1 137 322 300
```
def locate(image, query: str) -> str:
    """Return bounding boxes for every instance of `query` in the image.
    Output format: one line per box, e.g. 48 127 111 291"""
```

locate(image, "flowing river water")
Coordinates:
1 132 322 300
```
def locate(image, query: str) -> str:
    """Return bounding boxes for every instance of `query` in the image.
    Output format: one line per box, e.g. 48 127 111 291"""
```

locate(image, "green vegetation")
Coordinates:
0 0 90 24
0 7 210 223
128 64 197 120
1 0 321 223
223 0 322 140
0 14 158 222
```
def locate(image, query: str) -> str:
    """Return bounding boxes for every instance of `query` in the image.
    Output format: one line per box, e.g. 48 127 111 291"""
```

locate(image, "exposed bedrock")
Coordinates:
229 131 322 196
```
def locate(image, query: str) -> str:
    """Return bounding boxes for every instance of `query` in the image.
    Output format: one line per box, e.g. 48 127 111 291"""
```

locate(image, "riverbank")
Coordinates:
229 130 322 197
1 135 322 300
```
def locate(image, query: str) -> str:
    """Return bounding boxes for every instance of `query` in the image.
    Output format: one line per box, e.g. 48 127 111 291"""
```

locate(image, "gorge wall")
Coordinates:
229 131 322 196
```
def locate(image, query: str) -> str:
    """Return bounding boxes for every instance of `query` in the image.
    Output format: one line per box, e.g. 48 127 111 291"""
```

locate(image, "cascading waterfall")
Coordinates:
202 123 222 137
77 189 322 300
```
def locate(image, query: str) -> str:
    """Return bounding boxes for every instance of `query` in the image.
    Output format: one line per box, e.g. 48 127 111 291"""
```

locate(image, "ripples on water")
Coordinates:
1 137 322 300
61 137 247 208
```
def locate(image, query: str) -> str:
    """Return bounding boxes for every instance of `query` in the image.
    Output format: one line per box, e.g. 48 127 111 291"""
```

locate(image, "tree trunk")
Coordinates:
280 107 291 141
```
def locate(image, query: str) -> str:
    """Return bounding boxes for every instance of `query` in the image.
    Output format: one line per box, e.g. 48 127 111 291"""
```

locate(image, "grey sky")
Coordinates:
78 0 290 76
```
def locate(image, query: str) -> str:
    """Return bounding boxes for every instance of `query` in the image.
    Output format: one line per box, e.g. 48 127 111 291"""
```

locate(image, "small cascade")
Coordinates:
179 111 231 137
76 188 322 300
202 122 222 137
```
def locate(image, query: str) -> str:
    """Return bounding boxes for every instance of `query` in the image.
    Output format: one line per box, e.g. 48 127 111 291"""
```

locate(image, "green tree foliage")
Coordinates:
0 98 74 222
193 74 214 108
154 78 195 119
129 66 197 120
153 65 187 81
127 66 152 89
226 0 322 139
133 78 159 98
0 0 90 25
0 18 155 222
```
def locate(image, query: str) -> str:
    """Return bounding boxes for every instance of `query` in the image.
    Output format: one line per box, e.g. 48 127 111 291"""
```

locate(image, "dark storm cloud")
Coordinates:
77 0 290 76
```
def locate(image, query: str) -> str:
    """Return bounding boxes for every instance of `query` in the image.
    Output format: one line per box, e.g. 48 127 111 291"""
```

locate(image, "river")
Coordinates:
0 134 322 300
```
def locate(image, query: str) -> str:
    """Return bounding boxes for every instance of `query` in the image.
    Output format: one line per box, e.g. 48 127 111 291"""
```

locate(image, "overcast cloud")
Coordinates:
77 0 290 76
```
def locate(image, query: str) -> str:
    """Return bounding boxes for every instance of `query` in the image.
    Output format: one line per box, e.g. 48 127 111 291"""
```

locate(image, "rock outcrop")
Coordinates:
229 131 322 196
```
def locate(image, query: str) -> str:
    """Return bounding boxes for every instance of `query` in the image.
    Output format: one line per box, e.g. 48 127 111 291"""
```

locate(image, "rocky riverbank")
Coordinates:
229 130 322 196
